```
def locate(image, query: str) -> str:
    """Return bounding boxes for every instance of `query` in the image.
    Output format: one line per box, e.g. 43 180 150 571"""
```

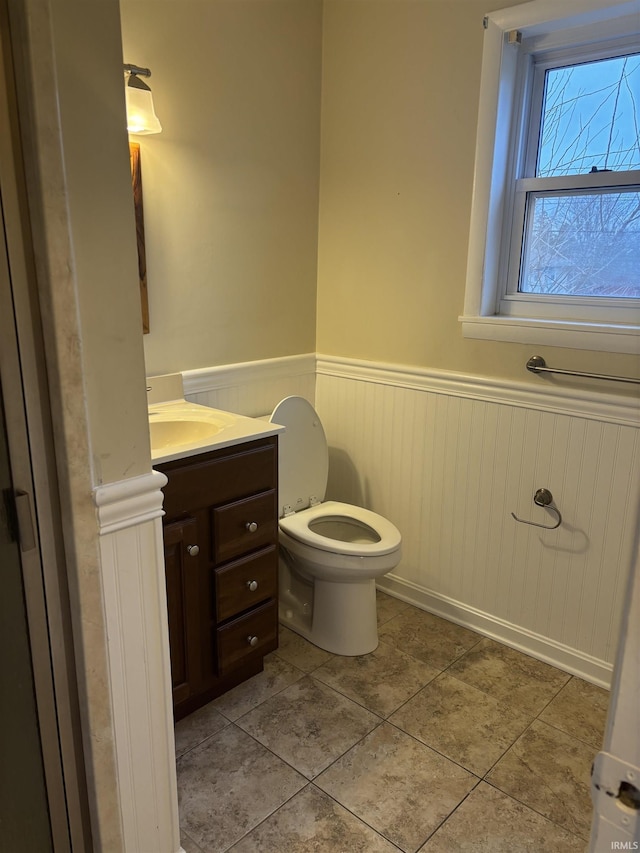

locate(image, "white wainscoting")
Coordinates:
176 351 639 686
94 470 183 853
316 355 640 688
182 353 316 417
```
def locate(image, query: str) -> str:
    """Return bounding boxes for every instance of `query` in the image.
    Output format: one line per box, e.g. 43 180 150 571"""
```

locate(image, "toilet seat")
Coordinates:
279 500 402 557
270 396 329 516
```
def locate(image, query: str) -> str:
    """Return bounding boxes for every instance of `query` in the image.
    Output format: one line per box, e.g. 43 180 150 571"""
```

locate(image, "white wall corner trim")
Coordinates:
94 471 181 853
316 354 640 427
377 574 613 688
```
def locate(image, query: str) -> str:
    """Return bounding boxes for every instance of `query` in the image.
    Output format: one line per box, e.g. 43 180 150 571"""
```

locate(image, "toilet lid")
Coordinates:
270 396 328 517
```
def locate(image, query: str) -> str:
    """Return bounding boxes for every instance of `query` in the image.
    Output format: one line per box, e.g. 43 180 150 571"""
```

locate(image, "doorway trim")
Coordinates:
0 0 92 846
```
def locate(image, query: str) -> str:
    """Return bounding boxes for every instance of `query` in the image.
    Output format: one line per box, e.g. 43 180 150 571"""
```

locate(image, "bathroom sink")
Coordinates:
148 406 237 451
149 418 226 450
147 397 284 464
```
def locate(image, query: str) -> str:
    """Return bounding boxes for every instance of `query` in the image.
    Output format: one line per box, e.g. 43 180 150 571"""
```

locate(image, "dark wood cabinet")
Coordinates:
157 435 279 720
163 516 200 707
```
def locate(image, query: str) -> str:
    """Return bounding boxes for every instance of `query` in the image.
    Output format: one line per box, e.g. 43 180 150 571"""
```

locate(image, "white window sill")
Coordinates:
460 314 640 354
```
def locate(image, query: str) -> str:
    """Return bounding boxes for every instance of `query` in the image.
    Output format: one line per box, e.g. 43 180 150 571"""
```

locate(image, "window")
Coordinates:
462 1 640 353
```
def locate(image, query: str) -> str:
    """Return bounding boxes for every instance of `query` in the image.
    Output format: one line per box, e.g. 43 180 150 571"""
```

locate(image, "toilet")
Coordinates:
270 396 402 656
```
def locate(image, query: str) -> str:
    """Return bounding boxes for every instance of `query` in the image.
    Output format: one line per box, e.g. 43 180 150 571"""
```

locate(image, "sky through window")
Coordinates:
537 53 640 177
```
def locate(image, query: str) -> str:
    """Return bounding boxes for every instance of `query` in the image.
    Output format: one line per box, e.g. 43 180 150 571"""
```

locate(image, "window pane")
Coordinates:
538 54 640 177
520 189 640 298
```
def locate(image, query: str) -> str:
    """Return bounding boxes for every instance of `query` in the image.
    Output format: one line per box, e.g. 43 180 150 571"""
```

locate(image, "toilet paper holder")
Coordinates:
511 488 562 530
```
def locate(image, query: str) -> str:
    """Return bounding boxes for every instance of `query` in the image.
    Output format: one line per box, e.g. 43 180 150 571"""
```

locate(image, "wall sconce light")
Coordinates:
124 64 162 135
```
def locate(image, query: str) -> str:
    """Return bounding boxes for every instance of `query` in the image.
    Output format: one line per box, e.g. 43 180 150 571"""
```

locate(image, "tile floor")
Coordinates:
175 593 608 853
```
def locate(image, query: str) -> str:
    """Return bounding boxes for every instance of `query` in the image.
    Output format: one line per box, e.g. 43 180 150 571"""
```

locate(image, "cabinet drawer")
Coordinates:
212 490 277 564
215 546 277 622
216 600 278 675
160 439 277 518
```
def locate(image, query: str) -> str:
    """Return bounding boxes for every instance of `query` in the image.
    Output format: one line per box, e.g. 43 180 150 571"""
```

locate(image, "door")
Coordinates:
164 516 201 706
0 159 75 853
589 535 640 850
0 2 91 846
0 385 53 851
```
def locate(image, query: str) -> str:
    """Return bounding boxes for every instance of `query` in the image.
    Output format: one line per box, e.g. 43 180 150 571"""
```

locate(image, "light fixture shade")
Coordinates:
125 78 162 135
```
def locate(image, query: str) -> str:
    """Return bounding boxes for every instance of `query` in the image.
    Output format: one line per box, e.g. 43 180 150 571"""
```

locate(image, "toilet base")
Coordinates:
281 577 378 656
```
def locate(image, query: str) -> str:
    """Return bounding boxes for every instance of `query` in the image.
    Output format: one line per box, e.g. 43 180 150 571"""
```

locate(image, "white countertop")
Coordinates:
148 399 284 465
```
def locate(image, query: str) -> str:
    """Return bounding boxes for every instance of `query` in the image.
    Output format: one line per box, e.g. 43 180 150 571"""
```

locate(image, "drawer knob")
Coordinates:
247 635 259 647
246 580 259 592
186 544 199 557
245 521 258 533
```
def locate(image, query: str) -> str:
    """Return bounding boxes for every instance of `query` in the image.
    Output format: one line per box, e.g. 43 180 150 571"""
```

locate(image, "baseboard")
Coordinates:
377 573 613 689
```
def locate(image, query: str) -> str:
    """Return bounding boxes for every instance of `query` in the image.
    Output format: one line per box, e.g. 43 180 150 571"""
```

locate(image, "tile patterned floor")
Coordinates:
175 593 607 853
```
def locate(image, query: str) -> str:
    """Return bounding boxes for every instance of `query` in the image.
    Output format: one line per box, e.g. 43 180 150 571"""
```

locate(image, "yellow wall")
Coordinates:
120 0 323 376
121 0 639 389
316 0 640 388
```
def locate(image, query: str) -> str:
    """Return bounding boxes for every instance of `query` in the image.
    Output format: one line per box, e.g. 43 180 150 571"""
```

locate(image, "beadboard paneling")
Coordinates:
316 358 640 686
179 352 639 685
95 472 182 852
182 353 316 417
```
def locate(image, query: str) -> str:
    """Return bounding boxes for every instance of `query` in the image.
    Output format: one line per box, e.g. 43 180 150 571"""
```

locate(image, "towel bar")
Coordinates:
526 355 640 385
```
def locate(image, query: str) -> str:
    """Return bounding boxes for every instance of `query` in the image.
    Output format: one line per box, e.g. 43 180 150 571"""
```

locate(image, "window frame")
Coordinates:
461 0 640 354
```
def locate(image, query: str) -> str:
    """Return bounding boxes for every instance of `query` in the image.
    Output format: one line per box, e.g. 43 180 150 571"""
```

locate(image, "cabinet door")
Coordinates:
163 517 201 706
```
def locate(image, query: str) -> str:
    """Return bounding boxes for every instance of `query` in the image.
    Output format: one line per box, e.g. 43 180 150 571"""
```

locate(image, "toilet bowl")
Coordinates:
270 396 401 655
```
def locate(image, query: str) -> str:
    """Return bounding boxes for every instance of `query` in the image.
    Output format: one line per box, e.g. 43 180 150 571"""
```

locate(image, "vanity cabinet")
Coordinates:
157 435 279 720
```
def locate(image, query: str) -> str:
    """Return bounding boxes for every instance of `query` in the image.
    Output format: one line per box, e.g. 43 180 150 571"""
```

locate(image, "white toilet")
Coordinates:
270 396 402 656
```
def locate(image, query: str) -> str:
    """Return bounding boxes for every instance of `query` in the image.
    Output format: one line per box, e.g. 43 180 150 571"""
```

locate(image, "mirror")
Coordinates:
129 142 149 333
